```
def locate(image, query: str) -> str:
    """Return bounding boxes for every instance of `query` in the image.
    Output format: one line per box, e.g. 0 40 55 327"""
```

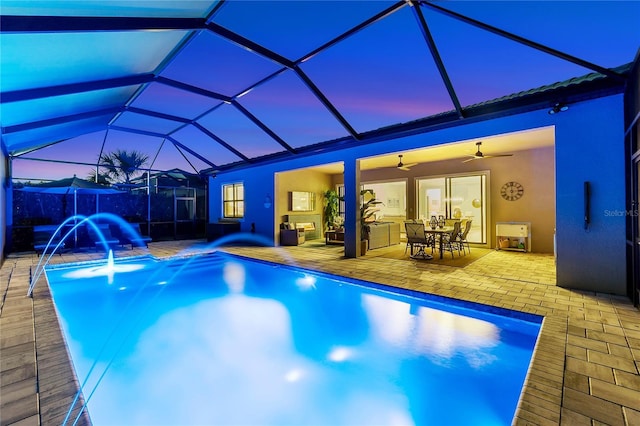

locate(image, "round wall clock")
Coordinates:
501 181 524 201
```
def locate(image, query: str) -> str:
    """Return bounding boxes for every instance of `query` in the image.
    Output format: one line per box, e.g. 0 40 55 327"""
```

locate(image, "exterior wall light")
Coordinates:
548 103 569 115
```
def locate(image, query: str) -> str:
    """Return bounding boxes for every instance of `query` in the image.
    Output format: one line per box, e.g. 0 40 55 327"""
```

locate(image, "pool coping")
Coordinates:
225 250 544 323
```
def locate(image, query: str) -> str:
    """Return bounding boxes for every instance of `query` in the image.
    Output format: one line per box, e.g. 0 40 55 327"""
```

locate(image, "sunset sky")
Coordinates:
2 1 639 182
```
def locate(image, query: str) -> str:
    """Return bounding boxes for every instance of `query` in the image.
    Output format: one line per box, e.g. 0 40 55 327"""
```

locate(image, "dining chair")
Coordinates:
404 222 433 259
440 221 461 258
458 220 473 254
403 220 422 253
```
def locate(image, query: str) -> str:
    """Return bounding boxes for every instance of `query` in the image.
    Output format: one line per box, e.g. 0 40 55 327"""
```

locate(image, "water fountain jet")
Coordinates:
28 213 151 296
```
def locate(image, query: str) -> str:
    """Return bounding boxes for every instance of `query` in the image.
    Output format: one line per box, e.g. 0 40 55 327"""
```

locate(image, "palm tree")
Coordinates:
86 169 112 185
100 149 149 184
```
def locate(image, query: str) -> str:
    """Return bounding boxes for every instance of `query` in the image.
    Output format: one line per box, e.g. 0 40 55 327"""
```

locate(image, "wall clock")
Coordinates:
501 181 524 201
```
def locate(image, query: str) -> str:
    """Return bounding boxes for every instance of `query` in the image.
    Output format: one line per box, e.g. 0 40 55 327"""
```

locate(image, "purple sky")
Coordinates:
4 1 639 181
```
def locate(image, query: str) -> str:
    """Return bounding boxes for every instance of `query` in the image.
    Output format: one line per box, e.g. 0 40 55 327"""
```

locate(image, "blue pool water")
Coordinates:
46 252 541 426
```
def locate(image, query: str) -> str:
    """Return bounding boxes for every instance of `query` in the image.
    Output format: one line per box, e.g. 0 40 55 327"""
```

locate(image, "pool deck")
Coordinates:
1 239 639 425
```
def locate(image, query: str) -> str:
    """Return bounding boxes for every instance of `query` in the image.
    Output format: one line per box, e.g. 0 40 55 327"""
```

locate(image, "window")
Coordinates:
337 184 345 219
223 183 244 218
362 180 407 221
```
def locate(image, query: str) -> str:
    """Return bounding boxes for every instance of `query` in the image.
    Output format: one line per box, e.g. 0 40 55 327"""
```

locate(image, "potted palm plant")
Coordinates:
323 189 340 232
360 189 382 255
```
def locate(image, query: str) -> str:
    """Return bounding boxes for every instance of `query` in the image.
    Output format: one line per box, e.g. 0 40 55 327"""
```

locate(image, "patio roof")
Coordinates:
1 1 639 181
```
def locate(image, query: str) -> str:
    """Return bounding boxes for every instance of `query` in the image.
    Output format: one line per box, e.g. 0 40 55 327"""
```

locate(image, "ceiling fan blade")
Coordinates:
462 153 512 162
461 141 513 163
397 162 418 170
395 152 418 170
483 153 513 159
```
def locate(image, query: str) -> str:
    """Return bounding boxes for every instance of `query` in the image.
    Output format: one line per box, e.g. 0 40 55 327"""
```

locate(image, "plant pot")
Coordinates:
360 239 368 256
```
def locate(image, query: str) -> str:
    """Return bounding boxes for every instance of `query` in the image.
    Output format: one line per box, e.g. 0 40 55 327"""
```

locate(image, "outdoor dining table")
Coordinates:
425 226 456 259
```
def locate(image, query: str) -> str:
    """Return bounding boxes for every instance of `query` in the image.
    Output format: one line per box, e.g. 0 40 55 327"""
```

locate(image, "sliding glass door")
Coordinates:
417 173 488 244
417 177 446 220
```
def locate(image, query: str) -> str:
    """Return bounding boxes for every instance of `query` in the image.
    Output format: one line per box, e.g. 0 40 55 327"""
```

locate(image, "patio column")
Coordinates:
4 159 13 257
344 157 362 258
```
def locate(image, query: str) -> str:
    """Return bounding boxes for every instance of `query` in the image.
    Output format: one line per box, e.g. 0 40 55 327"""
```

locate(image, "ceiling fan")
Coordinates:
462 142 513 163
396 154 418 171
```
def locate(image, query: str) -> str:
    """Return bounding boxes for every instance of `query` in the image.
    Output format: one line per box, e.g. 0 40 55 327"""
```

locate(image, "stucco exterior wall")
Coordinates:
554 95 625 294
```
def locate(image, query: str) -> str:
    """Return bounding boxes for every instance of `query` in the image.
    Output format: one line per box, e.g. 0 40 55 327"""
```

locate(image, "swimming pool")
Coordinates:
46 251 542 425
